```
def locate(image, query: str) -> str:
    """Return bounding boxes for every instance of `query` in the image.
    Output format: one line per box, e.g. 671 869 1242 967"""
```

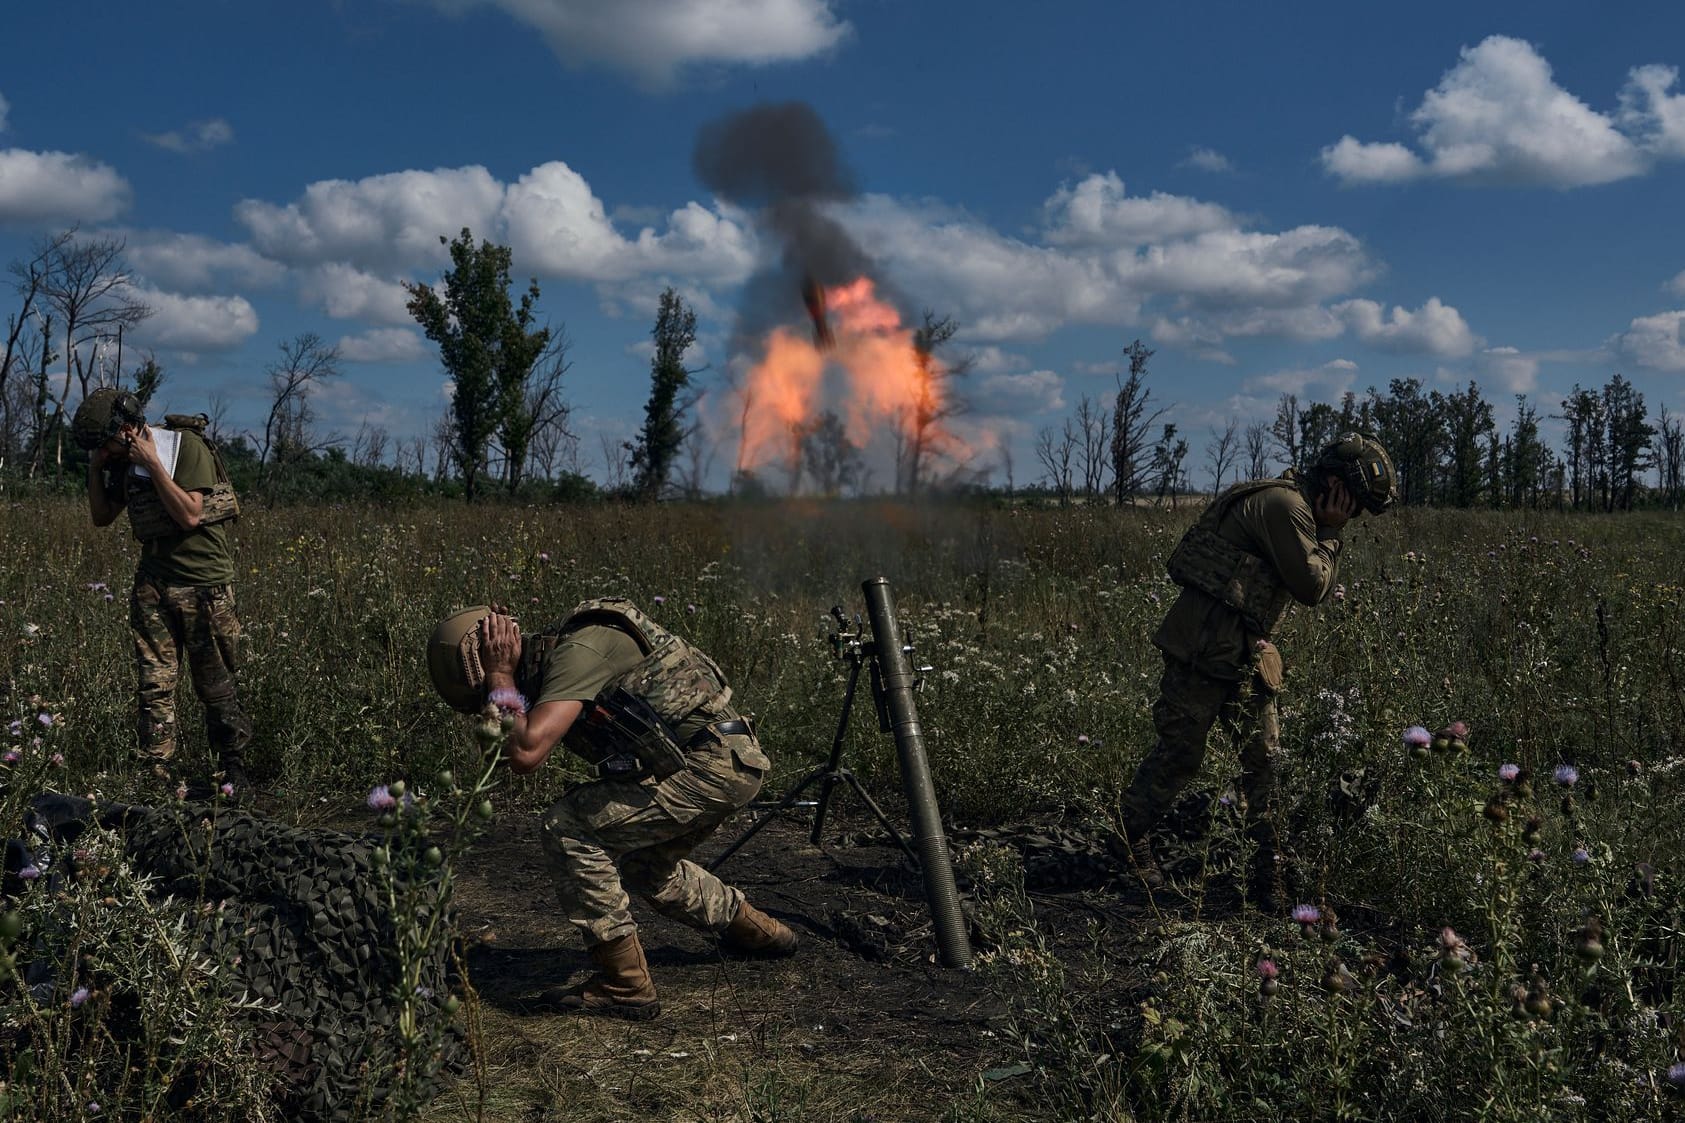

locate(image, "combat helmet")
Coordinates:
71 388 146 451
1312 432 1397 514
427 605 494 712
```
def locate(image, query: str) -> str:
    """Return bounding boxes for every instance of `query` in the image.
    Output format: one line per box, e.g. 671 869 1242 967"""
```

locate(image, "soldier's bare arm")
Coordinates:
128 427 206 530
478 612 582 774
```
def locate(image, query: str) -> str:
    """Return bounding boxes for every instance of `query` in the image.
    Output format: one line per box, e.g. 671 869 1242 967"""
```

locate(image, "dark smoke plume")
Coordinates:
692 101 885 352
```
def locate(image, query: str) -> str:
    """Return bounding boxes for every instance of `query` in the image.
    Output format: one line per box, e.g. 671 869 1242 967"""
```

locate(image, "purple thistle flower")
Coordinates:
37 712 53 728
538 551 550 563
416 984 434 998
1076 734 1090 745
1669 1062 1685 1088
1553 764 1580 787
87 1103 100 1115
686 603 697 615
70 986 89 1007
652 595 666 605
1292 904 1320 925
103 593 114 603
1 751 18 766
1499 763 1520 782
48 753 63 767
219 782 234 798
1256 958 1279 979
174 782 188 801
6 721 19 736
1572 848 1590 865
18 865 40 881
366 785 397 812
1403 726 1432 749
1528 848 1546 862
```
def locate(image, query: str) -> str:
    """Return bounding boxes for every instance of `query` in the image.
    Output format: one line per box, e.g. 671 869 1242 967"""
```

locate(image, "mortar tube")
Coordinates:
861 577 973 970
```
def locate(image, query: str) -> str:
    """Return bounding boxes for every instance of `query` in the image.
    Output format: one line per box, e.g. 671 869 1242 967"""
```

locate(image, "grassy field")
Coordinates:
1 496 1682 1120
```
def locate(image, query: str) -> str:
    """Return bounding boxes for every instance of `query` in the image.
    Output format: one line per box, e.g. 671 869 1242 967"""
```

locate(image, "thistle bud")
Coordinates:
389 780 406 799
475 719 504 746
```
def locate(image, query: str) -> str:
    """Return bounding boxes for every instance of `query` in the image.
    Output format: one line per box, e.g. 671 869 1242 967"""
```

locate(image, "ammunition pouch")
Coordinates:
569 687 690 780
1253 641 1284 693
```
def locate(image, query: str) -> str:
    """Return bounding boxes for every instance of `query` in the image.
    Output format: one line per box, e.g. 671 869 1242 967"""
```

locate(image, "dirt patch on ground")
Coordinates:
369 780 1272 1123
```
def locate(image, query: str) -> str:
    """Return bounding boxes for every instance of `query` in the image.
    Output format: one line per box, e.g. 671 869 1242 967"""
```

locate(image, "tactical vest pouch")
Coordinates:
570 686 689 780
1254 640 1284 693
126 486 176 542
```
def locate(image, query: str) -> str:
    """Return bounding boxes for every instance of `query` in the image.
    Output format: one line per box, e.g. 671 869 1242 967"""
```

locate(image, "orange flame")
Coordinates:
734 277 982 487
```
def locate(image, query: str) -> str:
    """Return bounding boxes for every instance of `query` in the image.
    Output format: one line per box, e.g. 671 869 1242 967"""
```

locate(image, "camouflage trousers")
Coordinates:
130 575 251 772
541 737 765 947
1119 653 1282 851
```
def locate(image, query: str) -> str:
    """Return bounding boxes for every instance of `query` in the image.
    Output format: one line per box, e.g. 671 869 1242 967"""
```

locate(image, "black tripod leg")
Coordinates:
706 763 831 873
840 769 919 865
810 655 864 846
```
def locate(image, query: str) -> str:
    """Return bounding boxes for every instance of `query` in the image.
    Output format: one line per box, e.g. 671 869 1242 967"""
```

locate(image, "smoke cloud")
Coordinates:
692 101 884 351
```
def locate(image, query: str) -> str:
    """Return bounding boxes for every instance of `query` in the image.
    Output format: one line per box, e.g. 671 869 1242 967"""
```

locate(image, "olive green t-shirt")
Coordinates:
533 624 643 707
131 430 236 587
531 622 733 744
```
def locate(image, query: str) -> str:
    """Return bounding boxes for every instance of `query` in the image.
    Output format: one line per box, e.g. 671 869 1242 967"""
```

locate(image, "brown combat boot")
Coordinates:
541 932 661 1020
1119 831 1165 891
721 900 799 957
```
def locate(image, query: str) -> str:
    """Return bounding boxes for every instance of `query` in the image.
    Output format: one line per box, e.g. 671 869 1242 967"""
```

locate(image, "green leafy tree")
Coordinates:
405 229 550 502
630 287 698 502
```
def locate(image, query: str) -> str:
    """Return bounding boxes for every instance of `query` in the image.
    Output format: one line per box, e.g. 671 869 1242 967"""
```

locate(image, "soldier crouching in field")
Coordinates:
73 388 251 799
428 598 798 1020
1116 433 1397 910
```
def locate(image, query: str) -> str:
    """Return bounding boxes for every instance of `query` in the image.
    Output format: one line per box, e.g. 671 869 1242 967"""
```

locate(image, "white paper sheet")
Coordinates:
131 426 181 480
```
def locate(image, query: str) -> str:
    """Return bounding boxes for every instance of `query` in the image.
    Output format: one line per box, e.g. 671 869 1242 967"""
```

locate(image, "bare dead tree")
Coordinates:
1656 403 1684 508
1074 395 1110 500
40 234 151 472
206 391 233 445
1034 420 1077 506
1243 421 1271 479
999 441 1015 497
521 328 573 485
599 431 630 493
1109 340 1165 504
3 232 73 463
351 420 389 468
1206 418 1239 494
680 413 716 500
430 412 454 481
903 312 972 495
255 333 341 489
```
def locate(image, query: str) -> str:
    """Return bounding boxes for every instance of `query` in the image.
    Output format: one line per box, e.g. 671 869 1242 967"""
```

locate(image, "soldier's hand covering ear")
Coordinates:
1314 477 1361 532
478 612 523 677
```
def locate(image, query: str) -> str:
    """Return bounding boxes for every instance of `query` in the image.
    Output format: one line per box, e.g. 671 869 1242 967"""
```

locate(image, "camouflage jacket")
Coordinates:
1153 473 1343 681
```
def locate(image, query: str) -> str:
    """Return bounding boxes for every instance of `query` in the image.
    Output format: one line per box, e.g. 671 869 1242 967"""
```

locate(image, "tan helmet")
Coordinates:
72 388 145 451
1313 432 1398 514
427 605 493 713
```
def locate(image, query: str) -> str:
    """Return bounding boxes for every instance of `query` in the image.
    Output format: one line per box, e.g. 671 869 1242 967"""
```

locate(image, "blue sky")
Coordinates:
3 1 1684 488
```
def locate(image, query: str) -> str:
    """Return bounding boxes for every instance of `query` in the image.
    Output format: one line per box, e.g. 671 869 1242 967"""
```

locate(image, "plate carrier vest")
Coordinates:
519 598 733 778
1164 477 1300 636
125 415 241 542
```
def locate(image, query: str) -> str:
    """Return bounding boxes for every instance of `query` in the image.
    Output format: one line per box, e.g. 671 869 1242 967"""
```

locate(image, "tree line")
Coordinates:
1032 340 1685 511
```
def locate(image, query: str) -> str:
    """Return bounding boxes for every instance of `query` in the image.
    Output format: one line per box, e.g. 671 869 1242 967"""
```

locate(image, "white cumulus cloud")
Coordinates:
1476 346 1541 392
129 286 259 352
1322 35 1685 188
1332 297 1477 356
1611 309 1685 371
0 148 130 224
1180 146 1234 173
235 161 756 293
973 369 1066 416
337 328 429 364
1043 172 1235 246
124 231 285 292
297 264 418 327
140 118 235 154
425 0 849 85
1249 359 1360 399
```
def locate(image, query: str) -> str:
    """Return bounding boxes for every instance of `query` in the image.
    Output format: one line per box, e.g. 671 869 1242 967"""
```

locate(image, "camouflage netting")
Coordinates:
24 795 466 1122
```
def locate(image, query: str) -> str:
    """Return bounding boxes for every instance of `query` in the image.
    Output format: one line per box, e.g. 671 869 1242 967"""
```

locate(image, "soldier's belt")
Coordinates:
688 717 752 748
